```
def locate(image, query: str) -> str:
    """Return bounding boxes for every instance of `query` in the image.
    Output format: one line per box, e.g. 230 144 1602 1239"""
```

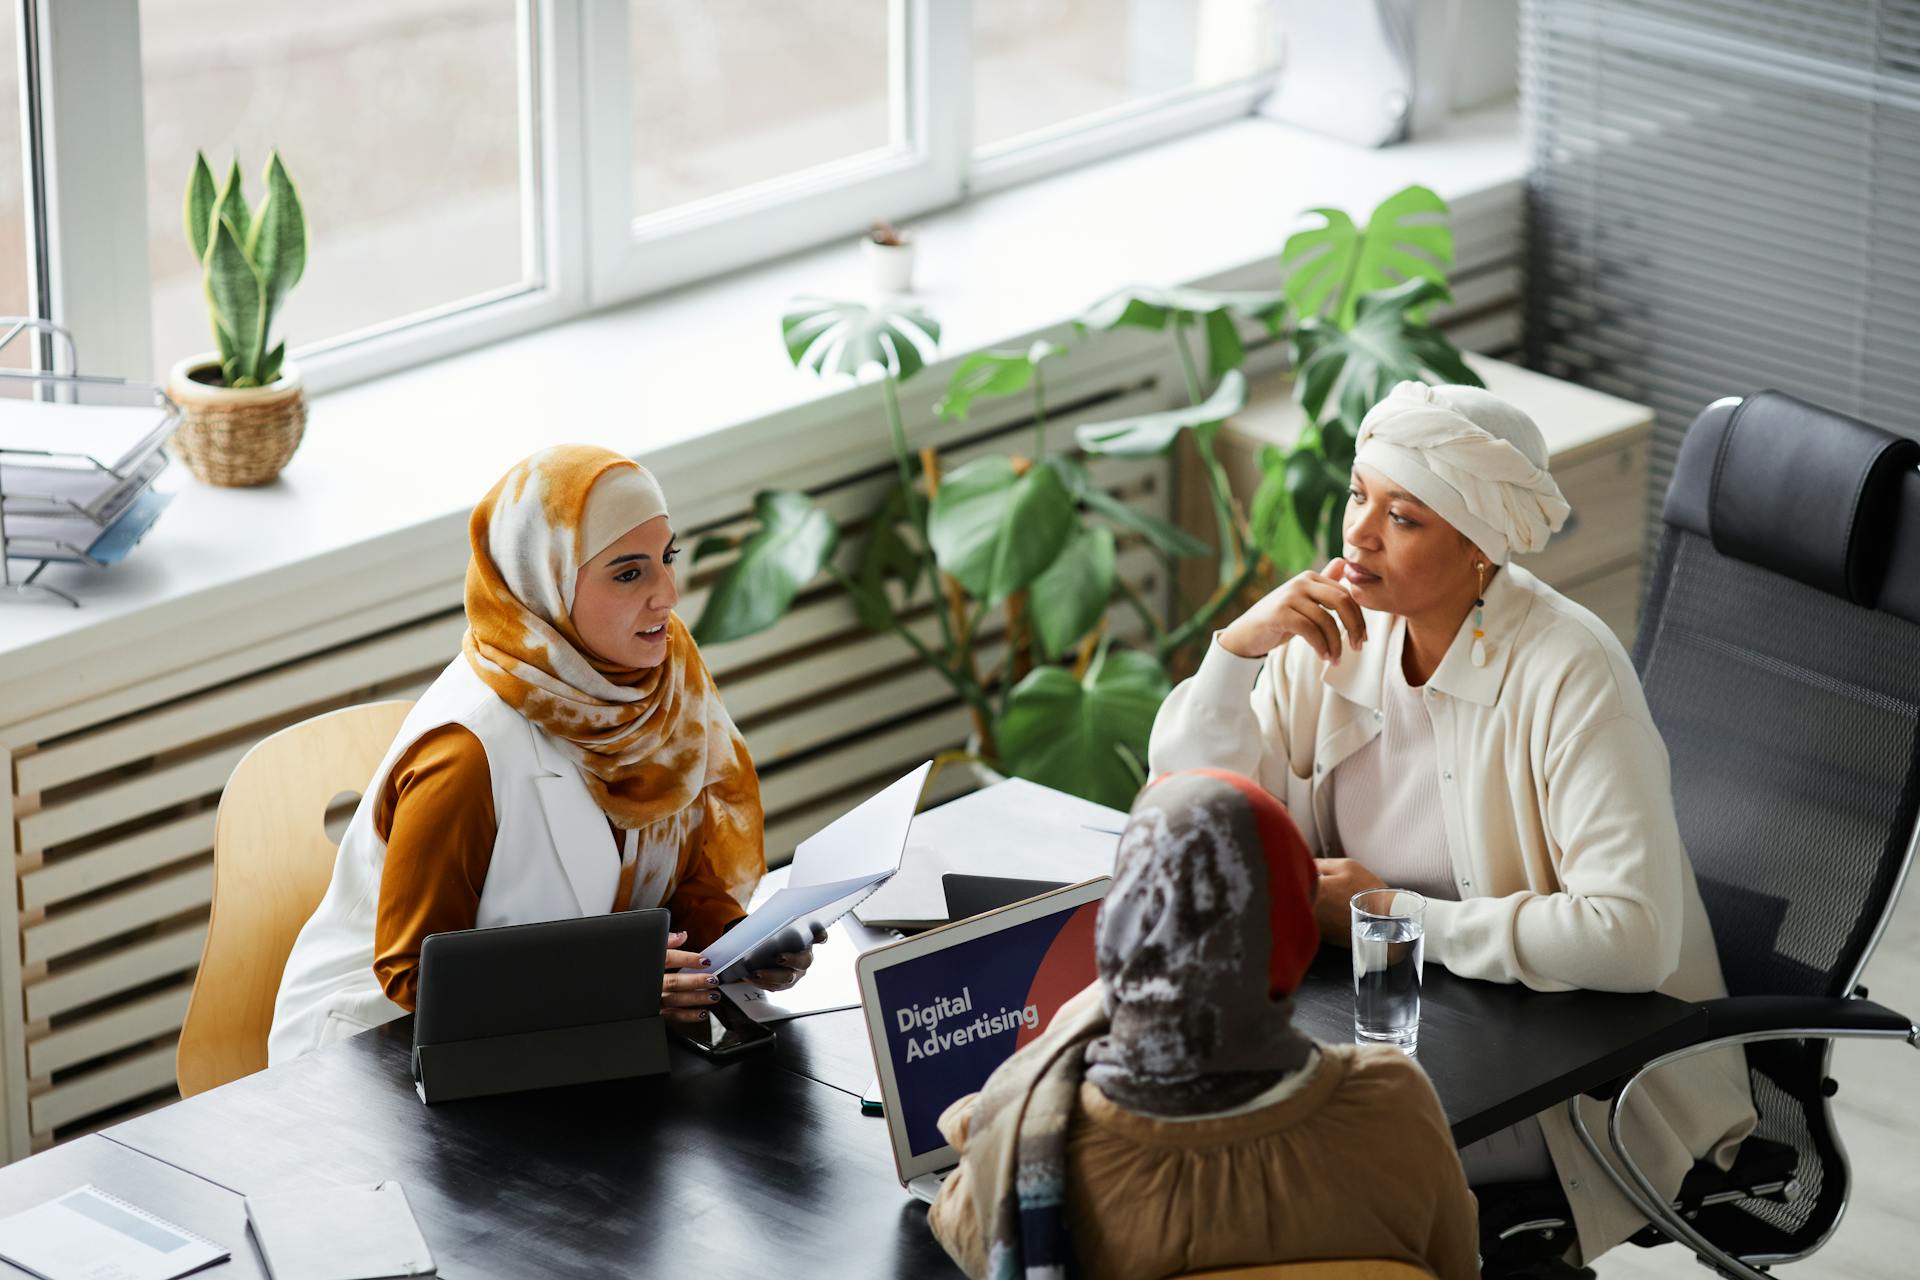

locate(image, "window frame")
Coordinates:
580 0 969 307
35 0 1286 396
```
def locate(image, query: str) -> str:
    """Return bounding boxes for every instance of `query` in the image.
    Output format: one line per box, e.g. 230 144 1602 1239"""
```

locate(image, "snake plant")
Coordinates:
183 151 307 388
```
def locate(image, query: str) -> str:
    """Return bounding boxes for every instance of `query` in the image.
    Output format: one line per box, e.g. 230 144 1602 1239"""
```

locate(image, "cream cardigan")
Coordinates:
1148 563 1756 1262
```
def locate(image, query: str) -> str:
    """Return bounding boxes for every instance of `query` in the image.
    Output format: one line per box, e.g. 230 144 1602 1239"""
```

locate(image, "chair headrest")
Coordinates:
1663 390 1920 608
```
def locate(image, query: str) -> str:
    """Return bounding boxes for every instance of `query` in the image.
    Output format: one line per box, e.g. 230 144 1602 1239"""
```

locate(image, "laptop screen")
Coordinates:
870 896 1101 1159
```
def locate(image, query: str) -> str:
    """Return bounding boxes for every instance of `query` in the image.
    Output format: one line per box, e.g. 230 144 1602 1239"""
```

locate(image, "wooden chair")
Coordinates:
175 700 413 1097
1178 1263 1435 1280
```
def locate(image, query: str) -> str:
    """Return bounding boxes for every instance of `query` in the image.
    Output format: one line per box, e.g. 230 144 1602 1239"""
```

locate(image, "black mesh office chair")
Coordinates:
1479 391 1920 1279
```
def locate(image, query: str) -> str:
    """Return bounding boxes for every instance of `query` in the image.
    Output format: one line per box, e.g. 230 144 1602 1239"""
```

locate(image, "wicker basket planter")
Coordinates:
166 355 307 487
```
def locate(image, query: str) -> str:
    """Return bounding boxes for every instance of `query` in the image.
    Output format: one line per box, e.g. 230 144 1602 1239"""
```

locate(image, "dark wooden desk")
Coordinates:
104 1022 952 1280
0 1135 266 1279
773 948 1708 1147
71 950 1706 1280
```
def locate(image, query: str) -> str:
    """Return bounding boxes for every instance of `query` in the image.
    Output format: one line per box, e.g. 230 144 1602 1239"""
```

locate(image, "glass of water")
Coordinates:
1351 889 1425 1053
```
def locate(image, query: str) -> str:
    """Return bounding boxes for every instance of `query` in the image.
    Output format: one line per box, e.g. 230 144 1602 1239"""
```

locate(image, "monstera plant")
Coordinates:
691 186 1478 810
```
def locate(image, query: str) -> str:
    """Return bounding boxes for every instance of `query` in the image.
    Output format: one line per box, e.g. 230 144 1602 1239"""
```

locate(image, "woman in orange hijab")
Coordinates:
270 446 796 1061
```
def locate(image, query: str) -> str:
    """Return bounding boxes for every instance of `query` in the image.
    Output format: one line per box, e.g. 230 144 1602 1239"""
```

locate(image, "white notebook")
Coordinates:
244 1181 435 1280
0 1183 229 1280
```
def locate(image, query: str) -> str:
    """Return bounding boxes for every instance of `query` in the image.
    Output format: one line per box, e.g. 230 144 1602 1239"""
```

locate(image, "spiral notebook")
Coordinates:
0 1183 228 1280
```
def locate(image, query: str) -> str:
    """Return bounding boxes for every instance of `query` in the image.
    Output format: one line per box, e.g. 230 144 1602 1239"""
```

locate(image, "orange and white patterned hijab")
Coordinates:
460 447 763 889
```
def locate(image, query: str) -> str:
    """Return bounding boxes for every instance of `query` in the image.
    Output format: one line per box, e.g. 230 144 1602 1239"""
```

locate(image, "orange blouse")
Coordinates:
369 723 746 1009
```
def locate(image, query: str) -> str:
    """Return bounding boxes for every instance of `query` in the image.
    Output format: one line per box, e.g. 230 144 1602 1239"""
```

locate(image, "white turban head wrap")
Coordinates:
1354 381 1571 565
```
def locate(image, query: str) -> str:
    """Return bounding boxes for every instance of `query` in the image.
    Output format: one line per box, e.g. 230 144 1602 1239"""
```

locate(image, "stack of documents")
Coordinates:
1 398 178 567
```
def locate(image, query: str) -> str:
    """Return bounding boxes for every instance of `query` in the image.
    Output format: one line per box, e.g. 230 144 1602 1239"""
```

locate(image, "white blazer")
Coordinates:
267 658 673 1063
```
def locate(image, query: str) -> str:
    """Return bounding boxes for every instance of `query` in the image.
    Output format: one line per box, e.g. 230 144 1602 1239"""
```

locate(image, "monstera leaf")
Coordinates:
997 648 1171 810
1074 370 1247 457
1049 456 1210 559
781 296 942 382
1282 184 1454 328
1290 278 1480 426
692 490 839 645
926 457 1076 604
934 340 1065 421
1078 286 1285 380
1027 525 1116 661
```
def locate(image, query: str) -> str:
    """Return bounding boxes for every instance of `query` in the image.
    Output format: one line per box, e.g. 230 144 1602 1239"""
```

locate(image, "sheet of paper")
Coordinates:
788 761 931 888
0 1184 229 1280
0 400 174 472
855 777 1125 927
721 914 897 1023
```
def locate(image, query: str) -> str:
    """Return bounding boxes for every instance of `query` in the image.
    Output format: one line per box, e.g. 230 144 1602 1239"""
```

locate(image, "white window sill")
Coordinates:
0 104 1523 691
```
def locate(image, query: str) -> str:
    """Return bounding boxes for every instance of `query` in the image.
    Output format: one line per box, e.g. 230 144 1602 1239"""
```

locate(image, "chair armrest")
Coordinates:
1582 994 1915 1101
1699 995 1914 1041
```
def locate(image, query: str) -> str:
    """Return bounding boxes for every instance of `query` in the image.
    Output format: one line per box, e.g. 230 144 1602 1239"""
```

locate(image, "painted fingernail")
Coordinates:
708 992 721 1002
699 957 711 967
706 975 719 986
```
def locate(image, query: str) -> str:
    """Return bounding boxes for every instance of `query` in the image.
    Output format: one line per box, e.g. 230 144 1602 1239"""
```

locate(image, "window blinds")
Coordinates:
1520 0 1920 536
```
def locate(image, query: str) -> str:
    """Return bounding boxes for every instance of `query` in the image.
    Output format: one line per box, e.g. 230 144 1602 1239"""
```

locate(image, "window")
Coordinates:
585 0 965 303
628 1 895 221
27 1 1331 393
138 0 539 377
973 0 1279 155
0 12 31 372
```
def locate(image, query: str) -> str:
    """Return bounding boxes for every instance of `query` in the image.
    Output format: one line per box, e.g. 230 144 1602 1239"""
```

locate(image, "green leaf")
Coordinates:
1202 308 1244 381
1081 487 1211 558
853 484 923 631
997 648 1172 810
1049 456 1210 559
216 160 251 256
1250 447 1316 574
1281 184 1454 327
1075 370 1247 457
926 457 1076 604
1028 525 1116 660
1290 278 1480 426
257 342 286 386
692 491 839 645
691 534 737 563
205 216 263 384
248 152 306 355
1077 286 1285 377
934 340 1063 421
184 153 217 263
781 297 941 383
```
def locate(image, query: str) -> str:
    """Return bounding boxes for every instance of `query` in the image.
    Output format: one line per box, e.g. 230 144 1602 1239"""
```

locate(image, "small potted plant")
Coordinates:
169 151 308 486
862 219 915 295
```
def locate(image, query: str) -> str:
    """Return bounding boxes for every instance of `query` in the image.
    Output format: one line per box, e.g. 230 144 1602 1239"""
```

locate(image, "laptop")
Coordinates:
941 873 1069 922
413 908 671 1101
856 878 1109 1202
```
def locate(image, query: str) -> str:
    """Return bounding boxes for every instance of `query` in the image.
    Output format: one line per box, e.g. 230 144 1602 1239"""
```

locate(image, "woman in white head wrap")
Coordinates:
1148 382 1756 1269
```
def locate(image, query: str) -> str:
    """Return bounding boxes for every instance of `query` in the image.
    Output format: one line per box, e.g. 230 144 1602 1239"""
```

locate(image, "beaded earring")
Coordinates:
1470 560 1489 667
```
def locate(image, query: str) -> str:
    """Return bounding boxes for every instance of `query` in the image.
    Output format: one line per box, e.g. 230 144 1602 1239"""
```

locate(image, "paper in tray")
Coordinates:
0 397 177 474
3 488 172 564
0 451 167 521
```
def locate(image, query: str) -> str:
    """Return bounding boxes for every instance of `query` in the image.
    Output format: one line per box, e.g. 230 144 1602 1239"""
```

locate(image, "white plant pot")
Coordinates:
862 237 916 295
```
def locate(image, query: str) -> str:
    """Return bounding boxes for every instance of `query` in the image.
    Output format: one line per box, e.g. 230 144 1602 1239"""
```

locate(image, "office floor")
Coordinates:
1593 882 1919 1280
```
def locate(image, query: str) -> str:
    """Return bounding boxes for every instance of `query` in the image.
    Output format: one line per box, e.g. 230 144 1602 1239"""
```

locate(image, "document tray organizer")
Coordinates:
412 1014 668 1104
